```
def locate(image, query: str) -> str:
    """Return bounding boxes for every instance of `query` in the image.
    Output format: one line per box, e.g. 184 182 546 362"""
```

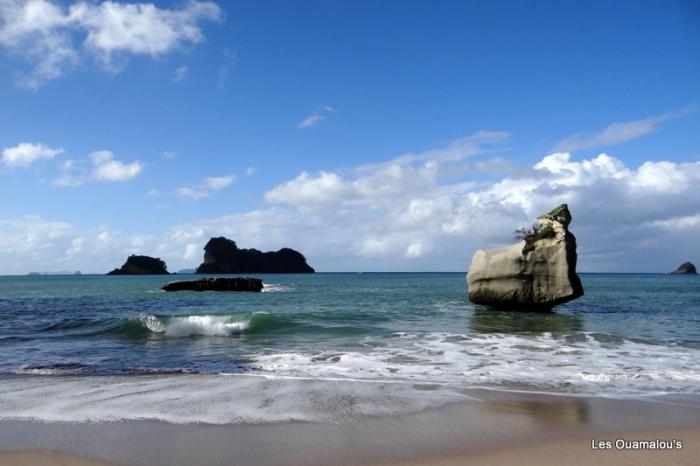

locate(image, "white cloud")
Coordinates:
51 150 141 185
405 242 424 258
183 242 198 261
216 47 235 87
90 150 142 181
161 150 177 159
1 142 63 167
176 173 237 199
172 65 188 82
245 166 256 176
175 186 209 200
203 174 236 190
260 136 700 271
0 0 222 89
51 159 86 186
2 133 700 274
297 105 335 129
553 107 694 152
148 188 160 197
265 132 505 210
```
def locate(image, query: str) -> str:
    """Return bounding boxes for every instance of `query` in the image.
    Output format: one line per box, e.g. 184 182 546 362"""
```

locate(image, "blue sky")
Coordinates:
0 0 699 273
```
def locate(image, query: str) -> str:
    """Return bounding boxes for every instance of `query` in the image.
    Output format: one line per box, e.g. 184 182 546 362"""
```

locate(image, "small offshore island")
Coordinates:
107 255 169 275
196 237 315 274
671 262 697 275
105 237 315 276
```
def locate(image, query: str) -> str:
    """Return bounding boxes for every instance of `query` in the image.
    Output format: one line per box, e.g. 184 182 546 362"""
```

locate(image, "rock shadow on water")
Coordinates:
469 306 583 335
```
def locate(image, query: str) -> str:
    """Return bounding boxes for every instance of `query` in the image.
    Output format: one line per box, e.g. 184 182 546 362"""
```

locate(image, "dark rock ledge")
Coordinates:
162 277 263 292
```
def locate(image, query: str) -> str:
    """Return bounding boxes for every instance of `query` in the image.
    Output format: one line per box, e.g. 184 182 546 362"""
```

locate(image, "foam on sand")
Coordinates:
0 374 467 424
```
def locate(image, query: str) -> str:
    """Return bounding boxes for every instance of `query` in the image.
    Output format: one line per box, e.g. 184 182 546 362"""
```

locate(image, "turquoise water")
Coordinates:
0 273 699 424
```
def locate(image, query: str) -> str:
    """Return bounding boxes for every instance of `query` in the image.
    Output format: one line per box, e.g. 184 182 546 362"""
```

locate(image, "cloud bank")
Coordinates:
1 134 698 274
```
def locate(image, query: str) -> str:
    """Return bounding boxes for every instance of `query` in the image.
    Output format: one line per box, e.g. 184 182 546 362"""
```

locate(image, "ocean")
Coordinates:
0 273 698 424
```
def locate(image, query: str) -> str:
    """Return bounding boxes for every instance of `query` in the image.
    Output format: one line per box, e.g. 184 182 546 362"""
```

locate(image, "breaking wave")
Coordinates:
108 312 285 338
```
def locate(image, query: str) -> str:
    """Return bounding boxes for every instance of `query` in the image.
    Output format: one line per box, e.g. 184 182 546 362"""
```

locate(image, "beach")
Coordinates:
0 390 698 466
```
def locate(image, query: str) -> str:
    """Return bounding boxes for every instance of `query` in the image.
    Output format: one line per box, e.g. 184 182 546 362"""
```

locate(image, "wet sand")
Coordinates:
1 391 698 466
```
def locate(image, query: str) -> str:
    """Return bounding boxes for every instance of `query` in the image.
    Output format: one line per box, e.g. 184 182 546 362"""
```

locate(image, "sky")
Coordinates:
0 0 699 274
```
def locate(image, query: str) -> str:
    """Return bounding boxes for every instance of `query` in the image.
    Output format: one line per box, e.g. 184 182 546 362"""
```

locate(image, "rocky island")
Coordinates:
671 262 697 275
162 277 263 292
107 255 169 275
195 237 315 274
467 204 584 310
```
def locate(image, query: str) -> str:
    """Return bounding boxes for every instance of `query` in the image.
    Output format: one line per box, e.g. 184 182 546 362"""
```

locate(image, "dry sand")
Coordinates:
3 428 698 466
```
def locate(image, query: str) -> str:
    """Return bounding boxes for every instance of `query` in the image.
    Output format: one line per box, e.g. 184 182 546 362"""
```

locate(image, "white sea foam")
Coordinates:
0 374 466 424
252 332 700 396
3 331 699 425
261 282 294 292
140 314 249 337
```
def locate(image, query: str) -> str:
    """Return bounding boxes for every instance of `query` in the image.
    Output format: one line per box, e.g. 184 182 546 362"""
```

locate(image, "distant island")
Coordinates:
671 262 697 275
107 255 169 275
28 271 82 276
196 237 315 274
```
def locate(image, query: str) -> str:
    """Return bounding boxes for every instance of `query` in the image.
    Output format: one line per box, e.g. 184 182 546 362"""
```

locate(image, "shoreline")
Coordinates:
0 390 698 466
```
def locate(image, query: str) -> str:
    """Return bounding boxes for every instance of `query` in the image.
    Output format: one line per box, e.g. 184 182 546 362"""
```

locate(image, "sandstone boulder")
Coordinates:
467 204 583 310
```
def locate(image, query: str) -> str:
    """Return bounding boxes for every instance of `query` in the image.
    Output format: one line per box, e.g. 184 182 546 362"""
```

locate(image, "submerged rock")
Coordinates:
162 277 263 292
467 204 584 310
671 262 697 275
108 255 169 275
196 237 315 274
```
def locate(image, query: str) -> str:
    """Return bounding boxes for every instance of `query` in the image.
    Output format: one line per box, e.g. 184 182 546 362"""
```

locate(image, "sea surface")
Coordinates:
0 273 699 424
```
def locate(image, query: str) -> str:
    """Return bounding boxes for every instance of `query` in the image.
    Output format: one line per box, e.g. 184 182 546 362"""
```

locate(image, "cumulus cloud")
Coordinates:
203 174 236 190
175 174 236 199
90 150 142 181
2 134 700 274
0 0 222 89
553 107 695 152
1 142 63 167
51 150 141 185
297 105 335 129
262 137 700 271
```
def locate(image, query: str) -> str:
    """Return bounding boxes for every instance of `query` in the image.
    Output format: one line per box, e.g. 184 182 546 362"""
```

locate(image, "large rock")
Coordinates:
108 255 169 275
671 262 697 275
196 237 315 274
467 204 583 310
162 277 263 292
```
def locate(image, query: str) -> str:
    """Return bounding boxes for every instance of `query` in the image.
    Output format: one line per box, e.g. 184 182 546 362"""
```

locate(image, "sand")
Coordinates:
1 391 698 466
